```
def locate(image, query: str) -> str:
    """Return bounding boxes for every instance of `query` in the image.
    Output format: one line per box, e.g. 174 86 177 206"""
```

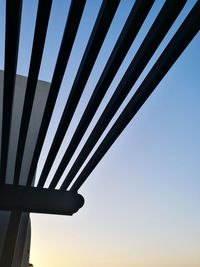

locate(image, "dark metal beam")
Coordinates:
13 0 52 186
60 0 187 190
49 0 155 189
26 0 86 187
37 0 120 188
0 1 22 184
70 0 200 192
0 185 84 215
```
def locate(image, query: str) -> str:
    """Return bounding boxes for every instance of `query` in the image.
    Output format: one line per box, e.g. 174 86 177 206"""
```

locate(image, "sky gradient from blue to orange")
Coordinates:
0 0 200 266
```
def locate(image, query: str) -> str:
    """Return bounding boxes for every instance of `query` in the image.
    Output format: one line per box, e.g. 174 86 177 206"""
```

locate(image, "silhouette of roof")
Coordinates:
0 0 199 216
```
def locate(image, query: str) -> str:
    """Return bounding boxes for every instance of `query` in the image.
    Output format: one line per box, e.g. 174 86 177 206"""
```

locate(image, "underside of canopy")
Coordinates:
0 0 199 216
0 1 199 266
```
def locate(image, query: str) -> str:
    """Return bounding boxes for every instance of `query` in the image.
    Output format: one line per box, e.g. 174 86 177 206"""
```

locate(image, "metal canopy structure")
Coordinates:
0 0 200 266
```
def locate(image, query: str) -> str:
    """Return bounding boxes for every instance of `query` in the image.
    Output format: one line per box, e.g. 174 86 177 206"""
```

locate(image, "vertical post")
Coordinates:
0 211 22 267
13 213 30 267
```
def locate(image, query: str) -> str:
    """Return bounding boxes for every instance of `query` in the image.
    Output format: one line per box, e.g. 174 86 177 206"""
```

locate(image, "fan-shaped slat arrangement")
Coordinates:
0 0 199 215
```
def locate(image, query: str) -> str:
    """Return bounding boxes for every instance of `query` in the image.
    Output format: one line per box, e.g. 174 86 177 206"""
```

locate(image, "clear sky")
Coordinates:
1 0 200 266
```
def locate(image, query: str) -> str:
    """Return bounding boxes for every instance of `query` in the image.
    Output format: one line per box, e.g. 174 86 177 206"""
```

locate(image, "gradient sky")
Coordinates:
1 0 200 266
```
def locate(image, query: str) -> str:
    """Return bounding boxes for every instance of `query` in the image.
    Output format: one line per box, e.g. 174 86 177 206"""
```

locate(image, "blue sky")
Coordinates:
0 0 200 266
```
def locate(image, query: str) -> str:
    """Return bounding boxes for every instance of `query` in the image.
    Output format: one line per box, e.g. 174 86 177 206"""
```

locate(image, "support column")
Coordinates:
0 211 30 267
0 211 22 267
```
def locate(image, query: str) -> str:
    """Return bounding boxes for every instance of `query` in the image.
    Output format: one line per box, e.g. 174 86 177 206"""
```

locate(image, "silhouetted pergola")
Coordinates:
0 1 199 266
